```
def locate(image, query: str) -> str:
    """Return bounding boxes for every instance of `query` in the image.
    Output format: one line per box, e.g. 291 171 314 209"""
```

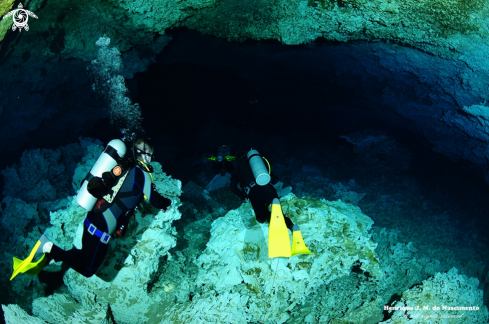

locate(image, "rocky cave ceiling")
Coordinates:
0 0 488 181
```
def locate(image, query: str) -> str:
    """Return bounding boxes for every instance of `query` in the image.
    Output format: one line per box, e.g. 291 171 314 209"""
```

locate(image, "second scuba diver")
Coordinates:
208 144 235 176
230 149 294 230
230 149 312 258
203 144 236 192
230 149 311 256
11 136 172 279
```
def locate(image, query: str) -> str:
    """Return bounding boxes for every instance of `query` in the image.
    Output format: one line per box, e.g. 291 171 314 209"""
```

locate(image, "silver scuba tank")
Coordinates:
76 139 127 211
247 149 271 186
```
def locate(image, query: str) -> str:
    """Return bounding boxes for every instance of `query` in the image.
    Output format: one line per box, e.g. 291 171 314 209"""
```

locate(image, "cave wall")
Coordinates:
0 0 488 180
0 0 169 165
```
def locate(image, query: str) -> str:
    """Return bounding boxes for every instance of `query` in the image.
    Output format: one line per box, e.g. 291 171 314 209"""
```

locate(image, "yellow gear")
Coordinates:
268 199 291 258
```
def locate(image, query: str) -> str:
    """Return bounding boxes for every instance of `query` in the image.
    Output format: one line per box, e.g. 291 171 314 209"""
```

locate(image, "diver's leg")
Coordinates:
48 214 109 277
249 185 295 230
264 185 294 231
48 228 109 277
248 187 270 224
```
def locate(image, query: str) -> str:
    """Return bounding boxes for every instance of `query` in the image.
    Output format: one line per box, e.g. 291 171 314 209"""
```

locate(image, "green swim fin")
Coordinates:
291 225 313 256
10 236 49 281
268 198 291 258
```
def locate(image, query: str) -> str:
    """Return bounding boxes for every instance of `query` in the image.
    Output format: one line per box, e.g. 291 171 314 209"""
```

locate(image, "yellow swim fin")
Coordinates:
10 237 48 281
12 255 47 277
268 198 291 258
291 225 313 256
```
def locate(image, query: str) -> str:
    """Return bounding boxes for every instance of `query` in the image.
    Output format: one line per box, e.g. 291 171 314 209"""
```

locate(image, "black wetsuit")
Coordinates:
48 164 171 277
212 159 234 175
230 155 294 230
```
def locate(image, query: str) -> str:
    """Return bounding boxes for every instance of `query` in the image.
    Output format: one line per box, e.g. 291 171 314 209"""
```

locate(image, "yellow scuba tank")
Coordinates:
76 139 127 211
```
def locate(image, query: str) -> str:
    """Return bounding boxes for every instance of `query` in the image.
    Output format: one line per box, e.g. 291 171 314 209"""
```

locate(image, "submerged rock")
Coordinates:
162 194 381 323
2 140 487 323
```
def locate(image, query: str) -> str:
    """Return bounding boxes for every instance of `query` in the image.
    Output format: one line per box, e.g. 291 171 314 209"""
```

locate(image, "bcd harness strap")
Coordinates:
244 181 256 195
84 218 111 244
137 160 154 200
104 144 121 162
103 170 130 203
102 207 118 235
97 162 151 238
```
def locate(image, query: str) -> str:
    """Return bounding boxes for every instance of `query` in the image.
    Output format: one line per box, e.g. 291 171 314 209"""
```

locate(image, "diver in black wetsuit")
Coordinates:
44 138 171 277
207 145 235 176
230 151 294 231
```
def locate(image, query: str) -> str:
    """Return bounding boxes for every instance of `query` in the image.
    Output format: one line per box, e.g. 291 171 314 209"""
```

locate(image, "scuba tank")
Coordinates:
76 139 127 211
247 149 271 186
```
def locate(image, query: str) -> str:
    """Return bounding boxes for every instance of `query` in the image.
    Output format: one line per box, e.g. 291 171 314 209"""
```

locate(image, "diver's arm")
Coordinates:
136 167 172 210
230 172 246 200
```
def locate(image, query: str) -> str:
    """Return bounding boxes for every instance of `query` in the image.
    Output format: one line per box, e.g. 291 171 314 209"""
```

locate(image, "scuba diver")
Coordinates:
230 149 311 257
10 135 172 280
207 144 236 176
203 145 236 192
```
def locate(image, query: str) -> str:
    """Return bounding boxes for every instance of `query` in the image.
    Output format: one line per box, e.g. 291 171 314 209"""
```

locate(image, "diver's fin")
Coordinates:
10 235 50 281
291 225 313 256
13 257 22 269
268 198 291 258
12 255 47 277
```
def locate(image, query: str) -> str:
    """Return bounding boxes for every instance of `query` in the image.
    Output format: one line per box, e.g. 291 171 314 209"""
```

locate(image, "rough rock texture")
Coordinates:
2 304 47 324
0 0 15 42
112 0 489 54
3 174 488 323
32 293 114 324
1 0 489 183
1 138 103 202
161 193 381 323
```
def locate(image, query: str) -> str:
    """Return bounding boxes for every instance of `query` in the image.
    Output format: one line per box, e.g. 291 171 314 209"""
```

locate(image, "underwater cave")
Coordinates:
0 0 488 323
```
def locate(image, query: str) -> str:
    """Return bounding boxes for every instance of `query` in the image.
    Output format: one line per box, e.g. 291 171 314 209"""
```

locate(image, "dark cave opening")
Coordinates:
122 29 489 236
